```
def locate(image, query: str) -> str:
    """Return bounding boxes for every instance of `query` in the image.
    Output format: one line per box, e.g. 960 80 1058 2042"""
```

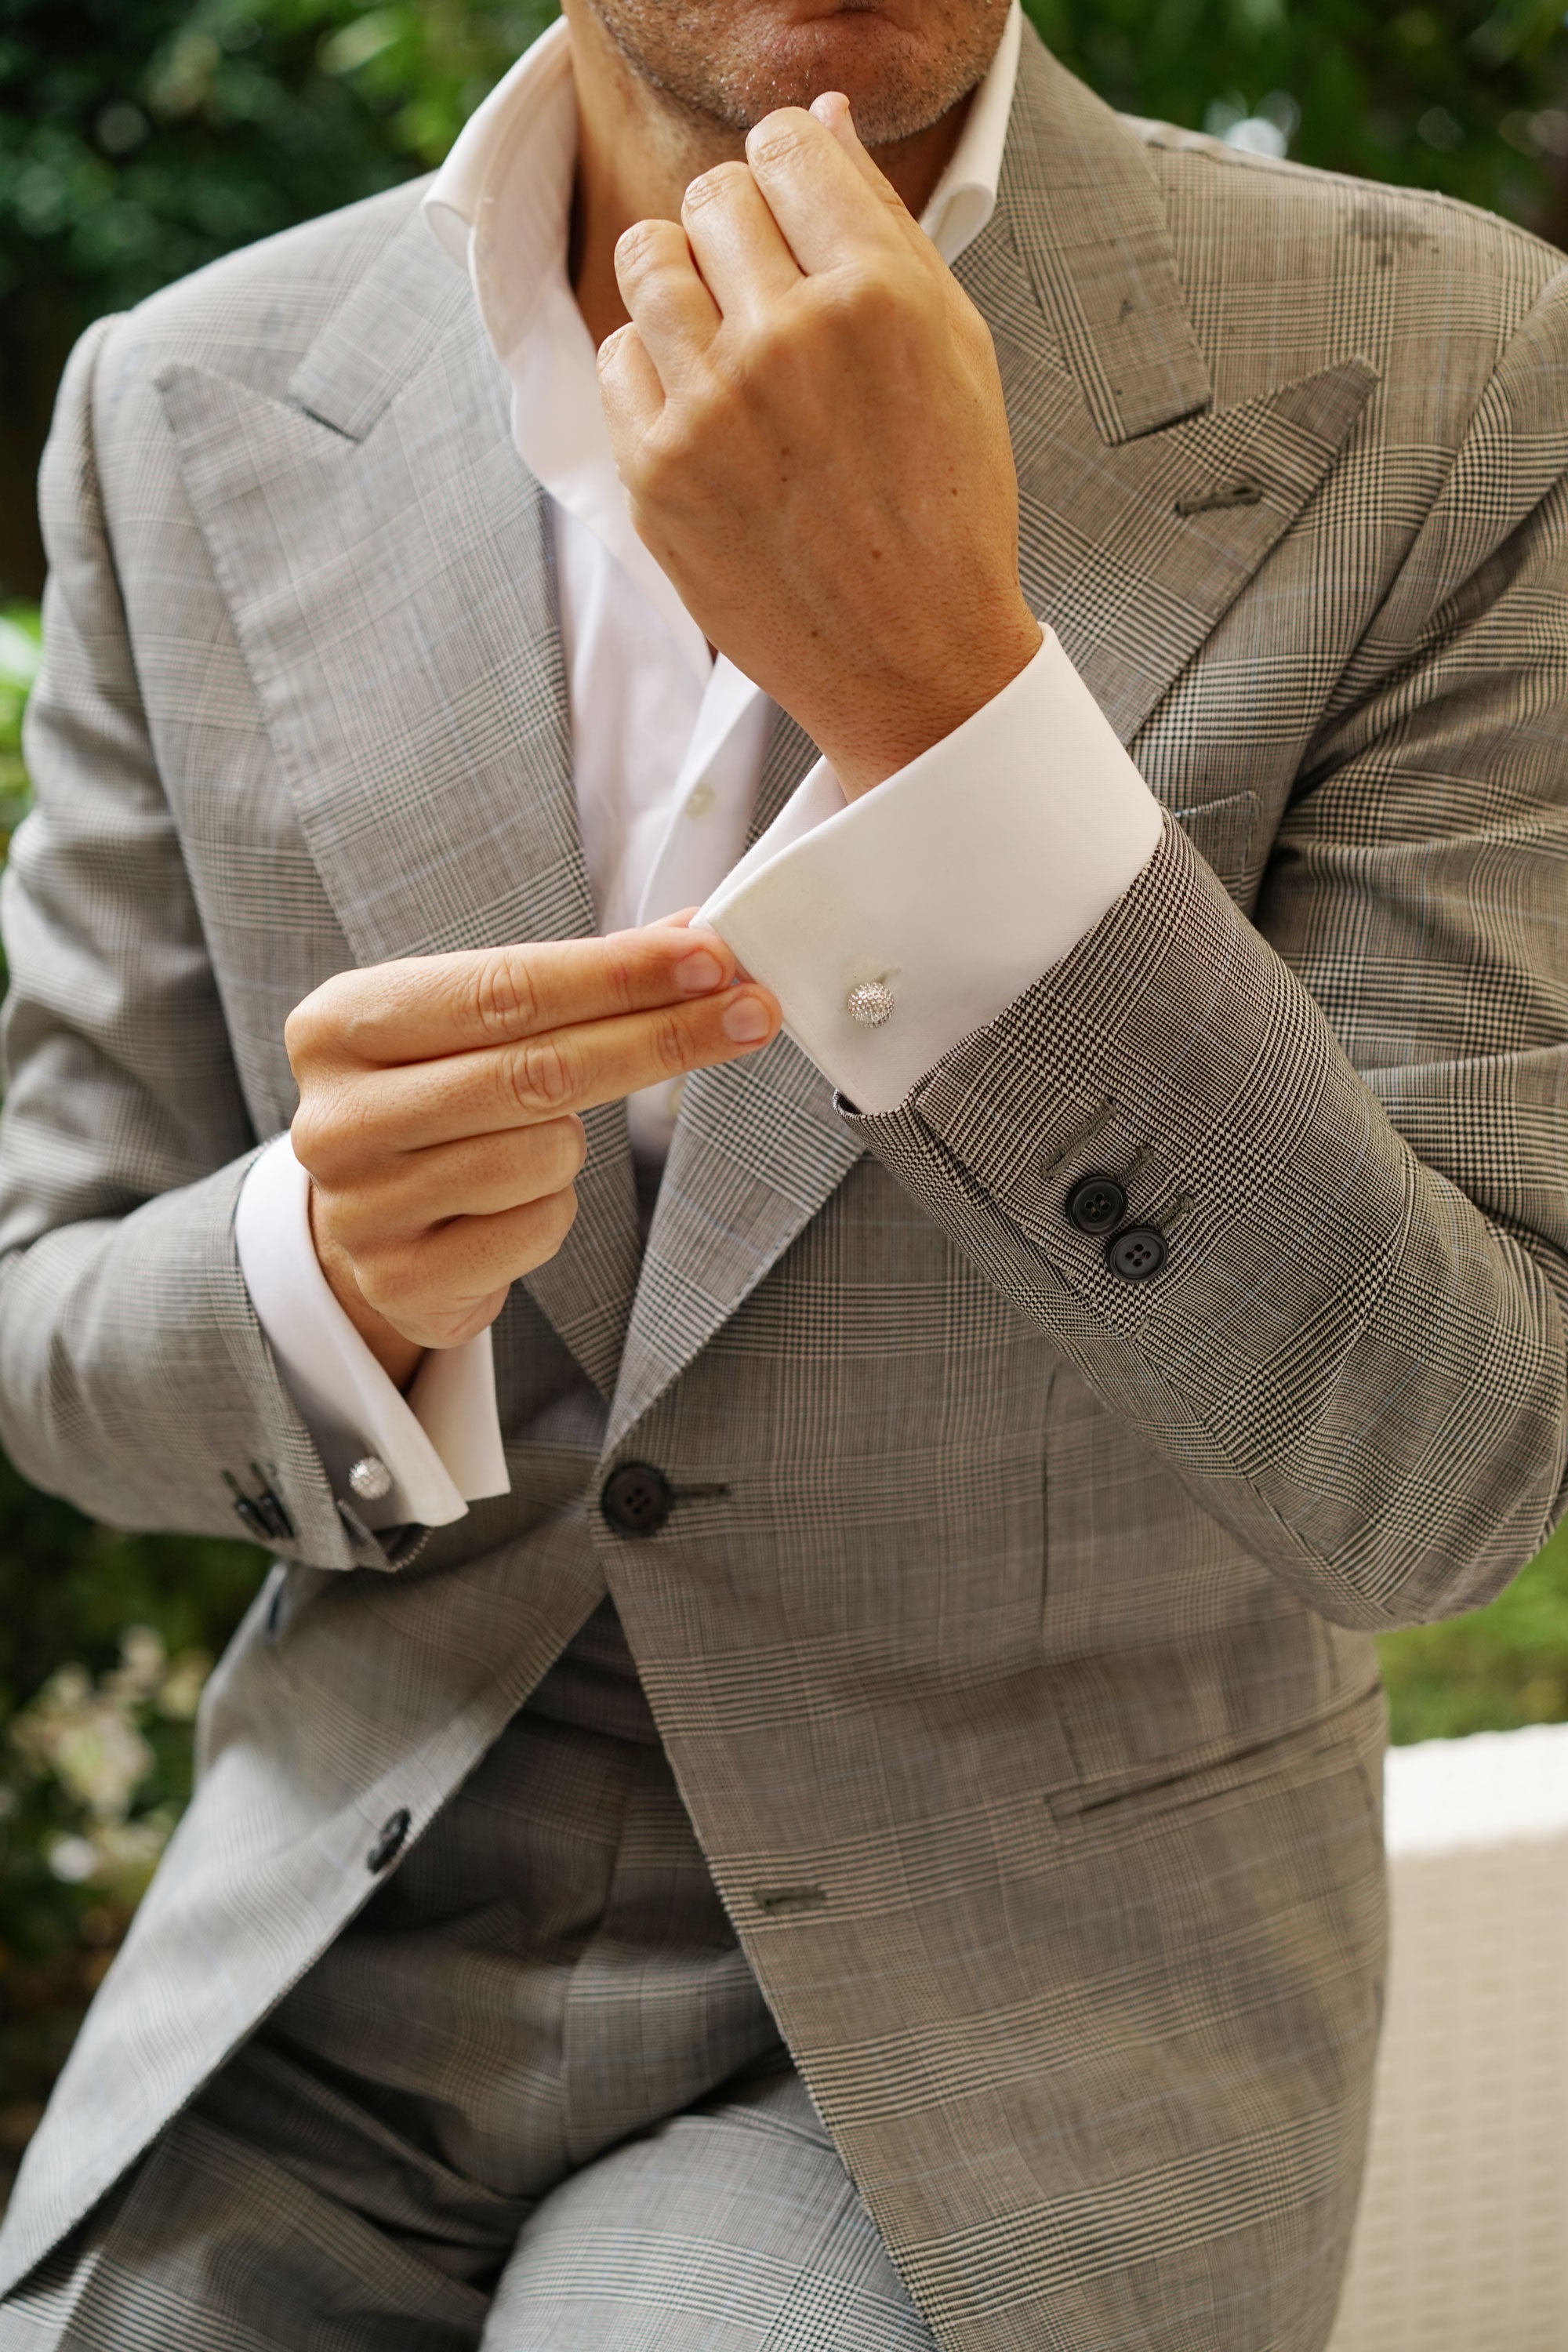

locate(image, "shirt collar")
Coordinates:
424 1 1022 344
423 5 1022 673
921 1 1022 266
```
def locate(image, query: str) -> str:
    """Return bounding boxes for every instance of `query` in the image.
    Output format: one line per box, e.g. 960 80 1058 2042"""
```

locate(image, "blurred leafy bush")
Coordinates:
1036 0 1568 222
0 604 38 837
0 0 557 592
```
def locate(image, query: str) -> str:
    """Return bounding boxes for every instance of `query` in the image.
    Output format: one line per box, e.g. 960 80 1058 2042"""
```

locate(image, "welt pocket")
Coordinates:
1047 1688 1381 1842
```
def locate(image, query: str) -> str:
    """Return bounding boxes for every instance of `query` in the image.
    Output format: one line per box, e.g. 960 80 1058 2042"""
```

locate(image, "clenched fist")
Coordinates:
286 924 781 1385
598 92 1042 800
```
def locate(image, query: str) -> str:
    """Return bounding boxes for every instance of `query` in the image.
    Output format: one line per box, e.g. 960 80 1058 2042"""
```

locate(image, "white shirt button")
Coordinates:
846 980 895 1029
348 1455 394 1502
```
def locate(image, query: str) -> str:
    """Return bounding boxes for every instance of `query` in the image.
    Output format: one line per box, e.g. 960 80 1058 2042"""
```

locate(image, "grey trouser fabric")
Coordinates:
0 1602 936 2350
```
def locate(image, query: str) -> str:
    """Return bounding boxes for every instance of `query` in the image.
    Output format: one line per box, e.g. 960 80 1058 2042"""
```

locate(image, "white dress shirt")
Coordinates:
234 1 1163 1530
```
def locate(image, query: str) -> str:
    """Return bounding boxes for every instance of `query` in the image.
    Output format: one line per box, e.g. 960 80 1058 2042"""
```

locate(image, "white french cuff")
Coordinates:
696 629 1167 1114
234 1134 510 1532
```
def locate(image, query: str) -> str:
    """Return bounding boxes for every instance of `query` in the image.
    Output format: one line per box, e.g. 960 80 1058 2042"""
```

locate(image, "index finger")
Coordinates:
298 922 741 1070
743 103 920 275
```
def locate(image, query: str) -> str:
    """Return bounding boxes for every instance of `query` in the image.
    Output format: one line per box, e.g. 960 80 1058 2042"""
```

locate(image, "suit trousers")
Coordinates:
0 1601 938 2351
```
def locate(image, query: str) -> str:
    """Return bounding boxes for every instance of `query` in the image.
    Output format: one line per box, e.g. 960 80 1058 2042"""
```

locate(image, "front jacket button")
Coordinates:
601 1463 675 1537
1066 1172 1127 1236
1108 1225 1167 1282
366 1808 411 1874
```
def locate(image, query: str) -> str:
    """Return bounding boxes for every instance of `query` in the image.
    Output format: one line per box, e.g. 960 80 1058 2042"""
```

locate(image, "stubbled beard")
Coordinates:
584 1 1008 150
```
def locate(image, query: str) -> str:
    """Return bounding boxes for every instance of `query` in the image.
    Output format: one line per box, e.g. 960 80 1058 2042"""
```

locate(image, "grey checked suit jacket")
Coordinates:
2 26 1567 2351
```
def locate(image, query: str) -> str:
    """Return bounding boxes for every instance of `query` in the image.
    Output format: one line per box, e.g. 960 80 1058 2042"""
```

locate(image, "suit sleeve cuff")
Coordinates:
697 628 1163 1113
233 1134 509 1530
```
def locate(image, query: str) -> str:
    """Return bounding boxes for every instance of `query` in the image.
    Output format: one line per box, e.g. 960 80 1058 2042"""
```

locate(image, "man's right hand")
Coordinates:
285 923 781 1386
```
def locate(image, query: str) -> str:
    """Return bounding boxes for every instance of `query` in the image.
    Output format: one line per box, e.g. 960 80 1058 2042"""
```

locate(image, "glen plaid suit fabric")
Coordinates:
2 1602 941 2351
2 19 1567 2349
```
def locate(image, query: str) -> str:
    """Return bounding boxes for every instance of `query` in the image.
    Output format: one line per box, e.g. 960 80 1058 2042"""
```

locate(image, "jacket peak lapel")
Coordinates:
964 32 1378 748
1002 24 1211 445
160 243 642 1402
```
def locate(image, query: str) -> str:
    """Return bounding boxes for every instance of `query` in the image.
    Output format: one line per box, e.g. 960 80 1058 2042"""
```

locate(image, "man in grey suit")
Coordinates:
1 0 1566 2344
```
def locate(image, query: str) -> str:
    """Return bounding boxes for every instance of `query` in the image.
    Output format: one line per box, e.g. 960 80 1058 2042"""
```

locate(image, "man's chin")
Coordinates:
716 24 969 146
586 0 1001 151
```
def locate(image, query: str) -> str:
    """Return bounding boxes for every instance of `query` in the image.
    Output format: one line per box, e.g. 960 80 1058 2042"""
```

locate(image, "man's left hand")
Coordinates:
597 95 1042 800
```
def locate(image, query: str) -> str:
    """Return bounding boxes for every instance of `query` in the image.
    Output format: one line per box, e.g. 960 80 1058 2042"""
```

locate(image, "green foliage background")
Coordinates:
3 0 1568 2175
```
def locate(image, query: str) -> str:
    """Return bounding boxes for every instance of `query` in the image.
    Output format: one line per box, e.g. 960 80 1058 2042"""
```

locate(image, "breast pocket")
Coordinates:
1170 788 1261 906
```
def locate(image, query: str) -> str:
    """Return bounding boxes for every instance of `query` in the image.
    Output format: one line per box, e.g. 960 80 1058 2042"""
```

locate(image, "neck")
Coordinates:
562 0 976 350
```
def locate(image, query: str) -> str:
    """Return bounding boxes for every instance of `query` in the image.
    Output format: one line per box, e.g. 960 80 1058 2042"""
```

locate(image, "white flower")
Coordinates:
89 1810 176 1901
54 1705 156 1820
106 1625 166 1704
155 1650 210 1723
12 1674 155 1821
46 1834 100 1885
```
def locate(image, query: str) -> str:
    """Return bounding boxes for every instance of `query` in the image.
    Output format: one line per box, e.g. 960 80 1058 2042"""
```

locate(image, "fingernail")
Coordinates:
674 949 724 995
722 993 773 1044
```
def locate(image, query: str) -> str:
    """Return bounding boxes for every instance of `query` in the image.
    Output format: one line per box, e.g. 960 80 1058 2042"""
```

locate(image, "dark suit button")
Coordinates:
366 1809 411 1874
601 1463 674 1537
1066 1172 1127 1236
1108 1225 1167 1282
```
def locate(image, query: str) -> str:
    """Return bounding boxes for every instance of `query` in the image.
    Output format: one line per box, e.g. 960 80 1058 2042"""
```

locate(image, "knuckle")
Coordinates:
748 110 811 168
282 1002 318 1071
289 1102 326 1170
361 1241 421 1313
473 947 537 1038
615 218 673 279
517 1185 578 1274
652 1010 691 1075
510 1036 574 1112
598 941 641 1018
833 264 904 331
597 321 639 379
683 159 749 215
285 975 350 1069
633 429 697 510
535 1117 586 1189
290 1094 356 1182
291 1076 369 1184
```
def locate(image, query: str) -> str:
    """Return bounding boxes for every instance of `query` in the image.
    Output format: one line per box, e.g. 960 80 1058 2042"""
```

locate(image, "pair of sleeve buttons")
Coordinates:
1065 1172 1167 1283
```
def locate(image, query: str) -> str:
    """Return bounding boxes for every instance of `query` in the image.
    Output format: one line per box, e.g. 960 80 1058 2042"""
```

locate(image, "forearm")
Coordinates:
849 817 1568 1630
0 1151 369 1569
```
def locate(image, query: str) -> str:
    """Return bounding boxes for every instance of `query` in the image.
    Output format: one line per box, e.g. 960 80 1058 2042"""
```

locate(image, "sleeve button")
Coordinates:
1108 1225 1167 1282
1065 1173 1127 1236
366 1808 411 1873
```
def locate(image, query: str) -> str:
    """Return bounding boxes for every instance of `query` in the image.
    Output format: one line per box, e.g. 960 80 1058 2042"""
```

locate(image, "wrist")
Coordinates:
307 1186 426 1392
824 606 1044 800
